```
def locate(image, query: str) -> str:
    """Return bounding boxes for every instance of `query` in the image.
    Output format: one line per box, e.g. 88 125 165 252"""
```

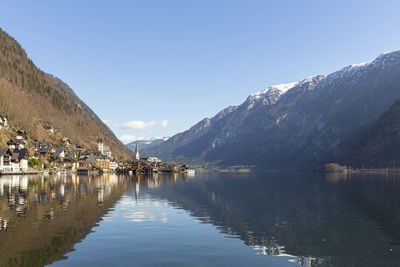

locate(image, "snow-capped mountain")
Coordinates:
143 51 400 168
247 81 298 108
127 137 169 152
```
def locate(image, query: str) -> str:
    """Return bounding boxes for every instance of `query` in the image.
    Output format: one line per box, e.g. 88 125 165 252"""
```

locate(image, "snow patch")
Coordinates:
275 113 288 124
297 75 324 86
123 136 169 144
250 82 298 100
350 61 371 68
325 59 373 82
381 50 397 56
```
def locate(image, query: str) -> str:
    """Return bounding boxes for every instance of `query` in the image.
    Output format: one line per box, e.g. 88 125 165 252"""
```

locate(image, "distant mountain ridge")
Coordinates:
143 51 400 169
0 28 133 158
126 137 169 152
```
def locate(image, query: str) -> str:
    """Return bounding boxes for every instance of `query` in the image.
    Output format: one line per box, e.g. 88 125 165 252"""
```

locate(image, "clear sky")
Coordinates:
1 0 400 143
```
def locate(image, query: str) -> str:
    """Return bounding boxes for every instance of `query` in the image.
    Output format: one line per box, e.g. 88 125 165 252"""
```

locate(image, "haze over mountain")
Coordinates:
0 28 133 158
143 51 400 169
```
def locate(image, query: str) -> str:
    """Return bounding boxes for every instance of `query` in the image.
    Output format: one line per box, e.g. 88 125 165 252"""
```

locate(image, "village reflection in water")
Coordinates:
0 173 192 266
0 172 399 266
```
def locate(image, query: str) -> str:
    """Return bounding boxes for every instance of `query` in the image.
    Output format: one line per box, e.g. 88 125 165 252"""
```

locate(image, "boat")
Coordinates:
187 169 195 175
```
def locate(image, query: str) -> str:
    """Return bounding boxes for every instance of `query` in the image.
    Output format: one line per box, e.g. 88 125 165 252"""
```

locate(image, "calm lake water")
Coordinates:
0 172 399 266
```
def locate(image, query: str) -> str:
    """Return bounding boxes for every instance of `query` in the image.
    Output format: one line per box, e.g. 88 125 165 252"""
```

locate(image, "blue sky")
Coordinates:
1 0 400 143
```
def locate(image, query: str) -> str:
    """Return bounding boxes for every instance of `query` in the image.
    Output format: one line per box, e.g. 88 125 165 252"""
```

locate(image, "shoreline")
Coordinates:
324 163 400 174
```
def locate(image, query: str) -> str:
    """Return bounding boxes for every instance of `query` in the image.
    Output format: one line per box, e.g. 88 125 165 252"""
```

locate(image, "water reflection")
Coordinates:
0 172 400 266
0 174 131 266
149 172 400 267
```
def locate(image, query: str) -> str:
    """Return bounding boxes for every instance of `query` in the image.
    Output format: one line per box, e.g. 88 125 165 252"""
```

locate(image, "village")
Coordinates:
0 112 193 176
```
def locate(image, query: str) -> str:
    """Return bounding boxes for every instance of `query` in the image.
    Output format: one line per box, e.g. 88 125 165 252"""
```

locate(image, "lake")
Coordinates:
0 172 399 266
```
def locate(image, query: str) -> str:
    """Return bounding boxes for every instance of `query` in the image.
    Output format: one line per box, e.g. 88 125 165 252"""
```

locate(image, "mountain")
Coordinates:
143 51 400 169
343 99 400 168
126 137 169 152
0 28 133 158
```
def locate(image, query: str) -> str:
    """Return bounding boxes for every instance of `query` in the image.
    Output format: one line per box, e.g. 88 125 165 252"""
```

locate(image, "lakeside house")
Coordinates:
0 148 12 172
96 156 110 171
10 152 28 172
13 148 29 171
79 154 95 167
63 154 78 171
109 161 118 171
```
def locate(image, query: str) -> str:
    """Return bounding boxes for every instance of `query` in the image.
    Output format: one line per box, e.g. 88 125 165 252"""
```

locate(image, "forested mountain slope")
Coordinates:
0 28 132 158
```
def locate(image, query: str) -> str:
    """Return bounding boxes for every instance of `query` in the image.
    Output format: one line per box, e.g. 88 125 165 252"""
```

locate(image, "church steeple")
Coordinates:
135 142 140 160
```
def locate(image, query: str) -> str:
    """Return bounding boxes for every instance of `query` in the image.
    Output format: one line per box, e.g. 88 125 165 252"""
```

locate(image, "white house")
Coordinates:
0 148 12 172
20 159 28 171
109 161 118 170
16 130 27 140
56 147 65 159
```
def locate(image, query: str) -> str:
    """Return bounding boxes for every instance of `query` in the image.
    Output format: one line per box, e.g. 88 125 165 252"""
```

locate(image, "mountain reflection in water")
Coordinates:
0 172 399 266
148 172 400 267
